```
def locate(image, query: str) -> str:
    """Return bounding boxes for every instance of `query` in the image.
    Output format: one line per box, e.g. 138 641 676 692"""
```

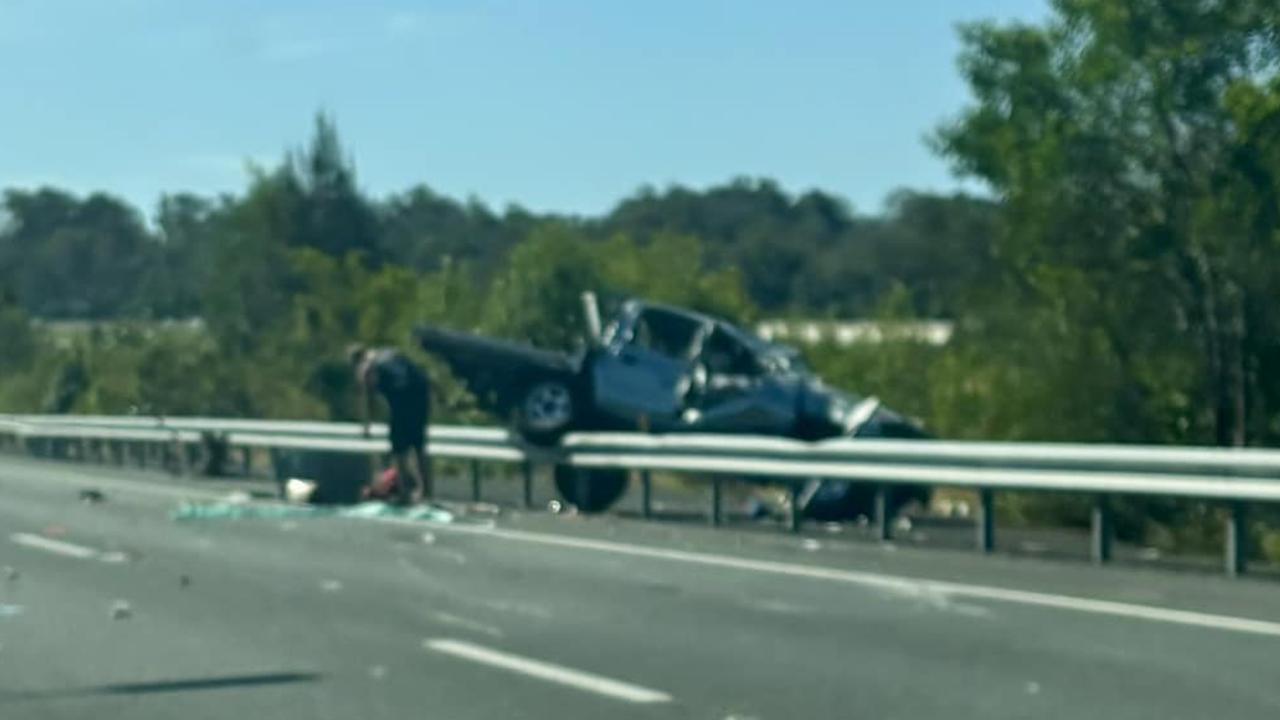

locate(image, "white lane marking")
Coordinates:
390 521 1280 639
10 532 99 560
745 598 810 616
432 612 505 638
424 638 671 704
483 599 553 620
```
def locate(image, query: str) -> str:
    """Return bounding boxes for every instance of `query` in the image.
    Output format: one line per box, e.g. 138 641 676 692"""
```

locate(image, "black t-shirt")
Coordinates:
368 350 427 400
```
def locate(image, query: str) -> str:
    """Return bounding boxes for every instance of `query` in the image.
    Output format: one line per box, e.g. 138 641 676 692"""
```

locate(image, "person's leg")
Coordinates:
387 400 423 505
405 389 430 503
413 443 431 501
391 449 420 505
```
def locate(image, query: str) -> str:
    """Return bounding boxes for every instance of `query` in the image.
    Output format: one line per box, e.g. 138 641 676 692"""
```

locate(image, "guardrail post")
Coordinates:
640 471 653 519
874 485 892 542
166 438 183 476
241 447 253 477
710 477 723 527
1091 495 1113 565
268 448 283 482
522 462 534 509
1225 501 1248 577
470 460 482 503
789 483 803 533
977 488 995 553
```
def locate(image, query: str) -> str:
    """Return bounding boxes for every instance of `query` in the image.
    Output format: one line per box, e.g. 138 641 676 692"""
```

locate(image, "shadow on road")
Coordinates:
0 671 322 702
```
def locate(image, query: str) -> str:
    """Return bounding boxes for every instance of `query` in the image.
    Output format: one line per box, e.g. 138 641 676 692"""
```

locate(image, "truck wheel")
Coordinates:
554 466 628 513
517 379 577 446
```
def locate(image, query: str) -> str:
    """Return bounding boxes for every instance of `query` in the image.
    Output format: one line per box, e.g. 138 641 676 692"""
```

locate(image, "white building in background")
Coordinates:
755 319 954 347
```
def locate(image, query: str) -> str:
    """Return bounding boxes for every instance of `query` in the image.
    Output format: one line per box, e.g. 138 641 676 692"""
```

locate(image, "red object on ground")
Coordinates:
362 467 401 501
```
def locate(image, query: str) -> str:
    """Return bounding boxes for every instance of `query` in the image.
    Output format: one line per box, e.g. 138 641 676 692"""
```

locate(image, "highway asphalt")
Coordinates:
1 454 1278 719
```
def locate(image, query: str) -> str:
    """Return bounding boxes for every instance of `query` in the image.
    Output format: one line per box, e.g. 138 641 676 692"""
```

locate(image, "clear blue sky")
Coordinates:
0 0 1048 218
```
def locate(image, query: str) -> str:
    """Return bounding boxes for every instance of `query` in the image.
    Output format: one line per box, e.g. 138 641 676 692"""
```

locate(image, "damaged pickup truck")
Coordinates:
415 295 929 519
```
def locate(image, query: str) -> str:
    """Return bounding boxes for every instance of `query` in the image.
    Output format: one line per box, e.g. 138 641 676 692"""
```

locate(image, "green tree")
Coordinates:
0 189 156 318
289 113 380 259
936 0 1280 447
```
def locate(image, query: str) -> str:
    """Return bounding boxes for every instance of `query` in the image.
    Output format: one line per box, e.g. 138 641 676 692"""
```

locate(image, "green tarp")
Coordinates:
172 500 454 524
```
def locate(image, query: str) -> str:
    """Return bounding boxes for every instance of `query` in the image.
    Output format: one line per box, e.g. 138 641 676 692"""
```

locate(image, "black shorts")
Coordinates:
387 391 429 454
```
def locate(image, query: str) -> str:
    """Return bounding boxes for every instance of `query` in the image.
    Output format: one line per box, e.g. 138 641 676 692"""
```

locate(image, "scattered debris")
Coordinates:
428 549 468 565
1025 681 1041 695
483 599 553 620
1137 547 1162 561
547 500 564 514
368 665 388 681
0 603 23 619
801 539 822 552
174 503 319 521
432 612 505 639
78 489 106 504
222 490 253 504
110 600 133 620
319 579 343 593
172 500 454 524
284 478 318 505
420 532 436 545
469 503 501 516
894 516 913 533
743 498 776 521
179 575 192 588
279 521 298 532
822 522 843 534
361 468 401 503
98 551 129 564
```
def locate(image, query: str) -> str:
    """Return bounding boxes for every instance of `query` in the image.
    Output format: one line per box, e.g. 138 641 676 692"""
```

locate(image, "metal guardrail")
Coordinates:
3 414 511 444
1 414 1276 576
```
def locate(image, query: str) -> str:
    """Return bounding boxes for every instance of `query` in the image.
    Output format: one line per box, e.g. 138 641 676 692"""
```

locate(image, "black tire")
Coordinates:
515 377 577 447
554 466 629 513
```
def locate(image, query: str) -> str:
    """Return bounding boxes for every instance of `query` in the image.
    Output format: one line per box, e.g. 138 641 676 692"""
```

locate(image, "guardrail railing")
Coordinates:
1 413 1276 577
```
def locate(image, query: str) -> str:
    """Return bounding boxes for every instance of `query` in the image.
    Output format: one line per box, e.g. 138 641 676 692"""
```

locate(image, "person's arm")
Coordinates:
356 363 374 438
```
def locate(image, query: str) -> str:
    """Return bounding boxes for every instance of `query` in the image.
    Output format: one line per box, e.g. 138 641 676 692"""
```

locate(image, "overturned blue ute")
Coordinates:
415 296 929 519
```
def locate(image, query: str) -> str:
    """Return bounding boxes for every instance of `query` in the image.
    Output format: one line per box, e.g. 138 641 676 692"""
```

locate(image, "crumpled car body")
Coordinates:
415 299 929 517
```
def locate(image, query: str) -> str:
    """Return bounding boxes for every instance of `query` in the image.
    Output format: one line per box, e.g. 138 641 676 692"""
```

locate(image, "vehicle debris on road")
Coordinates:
172 499 455 524
78 488 106 504
110 599 132 620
